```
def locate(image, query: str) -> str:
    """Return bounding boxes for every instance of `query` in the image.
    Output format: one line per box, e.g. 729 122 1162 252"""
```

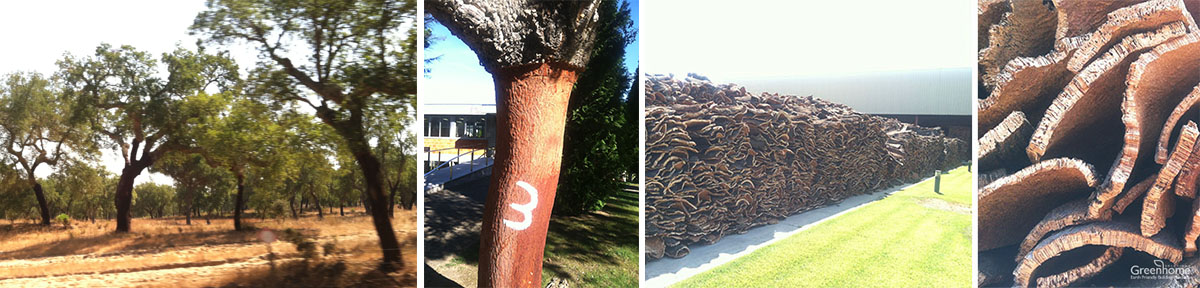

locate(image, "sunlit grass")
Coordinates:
676 166 972 288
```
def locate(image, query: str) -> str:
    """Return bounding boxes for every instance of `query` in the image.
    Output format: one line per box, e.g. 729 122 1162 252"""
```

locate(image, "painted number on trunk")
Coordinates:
503 181 538 231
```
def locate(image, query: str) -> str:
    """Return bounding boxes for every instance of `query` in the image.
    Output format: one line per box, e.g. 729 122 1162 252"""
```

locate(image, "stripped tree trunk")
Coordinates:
478 63 578 287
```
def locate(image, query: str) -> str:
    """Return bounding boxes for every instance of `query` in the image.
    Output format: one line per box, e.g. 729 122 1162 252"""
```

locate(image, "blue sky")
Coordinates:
423 0 640 105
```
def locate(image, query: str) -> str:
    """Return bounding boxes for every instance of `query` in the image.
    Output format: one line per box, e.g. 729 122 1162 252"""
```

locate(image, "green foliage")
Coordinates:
132 183 176 218
55 213 70 227
556 0 638 214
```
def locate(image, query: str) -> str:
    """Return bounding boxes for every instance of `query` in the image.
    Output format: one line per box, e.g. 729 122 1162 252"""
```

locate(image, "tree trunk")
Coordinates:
310 188 324 219
478 63 578 288
30 181 51 226
114 164 146 232
289 190 299 219
348 143 403 266
233 173 246 231
340 202 344 216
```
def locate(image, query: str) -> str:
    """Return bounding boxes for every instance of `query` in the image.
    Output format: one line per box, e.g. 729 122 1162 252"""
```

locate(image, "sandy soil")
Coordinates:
0 210 418 287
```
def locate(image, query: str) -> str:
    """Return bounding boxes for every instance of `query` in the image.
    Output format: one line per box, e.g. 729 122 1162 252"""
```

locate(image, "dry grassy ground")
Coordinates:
0 209 418 287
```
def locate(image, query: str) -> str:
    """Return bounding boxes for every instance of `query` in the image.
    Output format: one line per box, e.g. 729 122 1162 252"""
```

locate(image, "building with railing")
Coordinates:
422 103 497 172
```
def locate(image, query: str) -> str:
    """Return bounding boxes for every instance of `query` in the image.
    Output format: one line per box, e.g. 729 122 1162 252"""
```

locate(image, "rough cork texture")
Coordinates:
1115 172 1158 214
1175 125 1200 199
1033 246 1124 288
980 168 1009 188
980 0 1058 91
1026 23 1187 165
979 111 1033 171
1052 0 1150 40
979 245 1019 287
979 158 1098 250
978 48 1076 133
979 0 1011 49
1143 121 1199 237
1158 85 1200 163
1016 199 1105 261
643 75 968 260
425 0 600 73
1064 0 1199 72
1095 32 1200 219
1014 221 1184 288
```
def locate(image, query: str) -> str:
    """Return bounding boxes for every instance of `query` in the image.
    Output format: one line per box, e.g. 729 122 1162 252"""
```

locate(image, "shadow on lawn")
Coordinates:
424 179 638 285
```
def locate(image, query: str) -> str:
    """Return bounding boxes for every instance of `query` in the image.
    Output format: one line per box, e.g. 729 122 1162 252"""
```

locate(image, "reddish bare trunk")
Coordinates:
478 63 578 287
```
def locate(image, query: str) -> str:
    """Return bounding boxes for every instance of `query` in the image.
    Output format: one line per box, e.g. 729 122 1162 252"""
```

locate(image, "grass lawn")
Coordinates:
440 185 639 287
675 165 972 288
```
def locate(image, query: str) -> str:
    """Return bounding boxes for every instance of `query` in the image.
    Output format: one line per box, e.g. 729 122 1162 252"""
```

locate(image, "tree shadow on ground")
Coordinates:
0 228 265 260
540 190 638 281
423 176 487 261
216 259 417 288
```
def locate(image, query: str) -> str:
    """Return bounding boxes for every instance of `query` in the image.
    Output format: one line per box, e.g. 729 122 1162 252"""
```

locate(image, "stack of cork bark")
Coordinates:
644 74 968 260
977 0 1200 287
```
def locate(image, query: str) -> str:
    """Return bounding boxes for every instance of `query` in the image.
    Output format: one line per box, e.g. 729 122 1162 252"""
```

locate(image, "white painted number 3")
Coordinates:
503 181 538 230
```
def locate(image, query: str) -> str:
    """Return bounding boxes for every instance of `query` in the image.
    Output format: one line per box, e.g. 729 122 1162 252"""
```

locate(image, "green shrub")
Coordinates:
55 213 70 227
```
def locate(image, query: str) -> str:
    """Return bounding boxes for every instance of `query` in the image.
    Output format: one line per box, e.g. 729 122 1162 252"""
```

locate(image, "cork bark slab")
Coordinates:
1115 171 1158 214
1014 221 1184 288
980 158 1099 250
980 168 1009 188
980 0 1011 50
980 0 1058 91
1026 23 1188 166
1174 133 1200 199
978 49 1076 133
1142 121 1198 237
1052 0 1150 40
979 245 1019 287
979 111 1034 171
1093 33 1200 219
1158 85 1200 164
1185 194 1200 255
1065 0 1199 73
1017 198 1107 261
1033 246 1125 288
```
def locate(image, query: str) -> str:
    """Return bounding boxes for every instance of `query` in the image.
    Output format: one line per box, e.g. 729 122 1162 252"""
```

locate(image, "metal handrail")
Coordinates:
424 147 494 179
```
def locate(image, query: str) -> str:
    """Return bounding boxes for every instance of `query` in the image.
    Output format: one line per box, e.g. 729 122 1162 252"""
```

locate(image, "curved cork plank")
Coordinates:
1014 221 1184 288
1065 0 1199 72
1016 198 1107 261
1027 23 1188 164
979 245 1018 287
1142 121 1198 237
1033 246 1125 288
1115 172 1157 214
1185 195 1200 255
980 0 1010 49
1174 136 1200 199
1157 85 1200 163
980 158 1098 250
978 49 1075 132
1092 33 1200 219
980 1 1057 90
979 111 1033 170
1052 0 1150 40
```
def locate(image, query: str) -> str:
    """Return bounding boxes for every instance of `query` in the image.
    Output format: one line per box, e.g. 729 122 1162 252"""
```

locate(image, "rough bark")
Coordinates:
114 164 148 233
31 181 50 226
476 63 576 288
425 0 602 73
233 173 246 231
979 158 1098 250
349 140 403 265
